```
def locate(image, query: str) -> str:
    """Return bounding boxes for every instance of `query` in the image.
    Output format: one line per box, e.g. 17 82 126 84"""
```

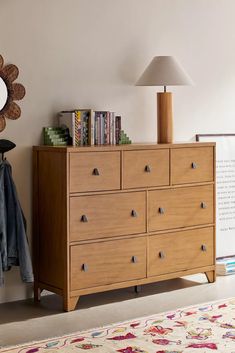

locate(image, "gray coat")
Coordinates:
0 159 33 285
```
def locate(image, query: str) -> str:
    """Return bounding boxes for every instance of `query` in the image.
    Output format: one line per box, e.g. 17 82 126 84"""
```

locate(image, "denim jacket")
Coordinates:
0 159 33 286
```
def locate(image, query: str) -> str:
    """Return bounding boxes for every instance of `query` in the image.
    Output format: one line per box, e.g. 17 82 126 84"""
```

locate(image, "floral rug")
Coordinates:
2 298 235 353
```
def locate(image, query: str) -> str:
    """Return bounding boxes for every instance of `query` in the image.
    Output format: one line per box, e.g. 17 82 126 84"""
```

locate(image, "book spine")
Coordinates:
115 116 121 145
104 112 108 145
81 111 84 146
110 113 112 145
71 112 75 146
94 112 98 145
98 112 102 145
111 112 115 145
109 111 111 144
89 110 95 146
101 112 104 145
226 263 235 268
83 112 89 146
75 110 81 146
107 111 110 145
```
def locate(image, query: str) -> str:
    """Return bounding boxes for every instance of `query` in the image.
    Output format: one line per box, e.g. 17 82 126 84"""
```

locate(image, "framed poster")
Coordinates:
196 134 235 258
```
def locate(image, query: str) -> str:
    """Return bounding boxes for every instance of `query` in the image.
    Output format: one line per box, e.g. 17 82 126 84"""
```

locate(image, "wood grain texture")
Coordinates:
70 151 121 193
33 142 216 311
70 265 215 298
36 151 67 289
205 270 216 283
148 184 214 232
33 142 216 153
70 192 146 241
213 146 216 271
171 147 214 185
123 149 170 189
70 237 147 290
157 92 173 143
33 150 39 292
64 296 80 311
148 227 214 277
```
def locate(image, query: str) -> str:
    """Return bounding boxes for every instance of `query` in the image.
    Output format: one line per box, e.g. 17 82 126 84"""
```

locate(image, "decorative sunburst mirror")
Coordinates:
0 54 26 132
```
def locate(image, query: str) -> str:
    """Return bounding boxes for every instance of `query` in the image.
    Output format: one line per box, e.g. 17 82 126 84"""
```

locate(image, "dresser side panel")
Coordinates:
36 151 68 289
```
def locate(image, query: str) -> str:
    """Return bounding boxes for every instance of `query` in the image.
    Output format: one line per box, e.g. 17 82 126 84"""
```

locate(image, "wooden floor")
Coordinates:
0 273 234 347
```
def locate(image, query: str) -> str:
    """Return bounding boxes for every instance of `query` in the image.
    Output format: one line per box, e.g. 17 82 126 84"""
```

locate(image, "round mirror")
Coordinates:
0 54 26 132
0 77 8 111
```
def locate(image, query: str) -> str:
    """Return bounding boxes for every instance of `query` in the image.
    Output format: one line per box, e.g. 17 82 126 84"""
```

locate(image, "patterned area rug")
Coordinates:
2 298 235 353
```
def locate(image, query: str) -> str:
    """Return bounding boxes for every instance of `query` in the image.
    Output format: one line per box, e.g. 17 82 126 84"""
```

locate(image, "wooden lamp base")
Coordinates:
157 92 173 143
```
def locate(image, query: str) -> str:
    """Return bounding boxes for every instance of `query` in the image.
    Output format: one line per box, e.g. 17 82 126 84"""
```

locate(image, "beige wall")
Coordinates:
0 0 235 303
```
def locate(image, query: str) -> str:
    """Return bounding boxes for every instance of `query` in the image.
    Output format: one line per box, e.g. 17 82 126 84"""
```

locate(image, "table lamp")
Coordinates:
136 56 193 143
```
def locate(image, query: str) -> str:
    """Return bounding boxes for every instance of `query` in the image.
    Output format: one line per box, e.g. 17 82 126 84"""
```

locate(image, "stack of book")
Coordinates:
58 109 122 146
216 256 235 276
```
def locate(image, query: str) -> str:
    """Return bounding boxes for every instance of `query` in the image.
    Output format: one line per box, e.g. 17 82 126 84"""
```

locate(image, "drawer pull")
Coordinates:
159 251 165 259
132 255 138 263
145 165 151 173
81 215 88 222
201 244 207 252
191 162 197 169
93 168 100 176
201 202 207 209
158 207 165 214
82 263 89 272
131 209 138 217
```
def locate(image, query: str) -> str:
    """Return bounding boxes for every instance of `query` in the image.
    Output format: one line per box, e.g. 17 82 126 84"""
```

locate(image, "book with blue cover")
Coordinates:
216 256 235 275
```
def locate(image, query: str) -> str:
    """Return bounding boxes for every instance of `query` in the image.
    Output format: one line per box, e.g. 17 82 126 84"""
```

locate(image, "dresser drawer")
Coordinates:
171 147 214 185
148 227 214 277
70 192 146 241
123 149 169 189
69 152 121 193
148 185 214 231
70 237 146 290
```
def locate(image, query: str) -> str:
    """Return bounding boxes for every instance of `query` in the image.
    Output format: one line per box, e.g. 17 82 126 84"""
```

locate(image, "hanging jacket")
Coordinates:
0 159 33 286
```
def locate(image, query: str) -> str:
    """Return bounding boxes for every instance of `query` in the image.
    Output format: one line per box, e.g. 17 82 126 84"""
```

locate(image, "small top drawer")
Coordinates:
171 147 214 185
123 149 169 189
69 152 121 193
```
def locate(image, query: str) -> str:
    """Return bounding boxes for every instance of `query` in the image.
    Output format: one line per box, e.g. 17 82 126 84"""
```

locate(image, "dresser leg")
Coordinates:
134 285 141 293
64 296 80 311
34 283 42 302
205 270 216 283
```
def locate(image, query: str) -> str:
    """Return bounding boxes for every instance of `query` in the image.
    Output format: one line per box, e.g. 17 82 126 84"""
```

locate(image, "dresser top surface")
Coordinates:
33 142 215 153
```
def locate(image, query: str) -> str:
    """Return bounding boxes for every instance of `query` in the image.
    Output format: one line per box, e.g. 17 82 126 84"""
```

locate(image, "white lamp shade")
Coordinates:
136 56 193 86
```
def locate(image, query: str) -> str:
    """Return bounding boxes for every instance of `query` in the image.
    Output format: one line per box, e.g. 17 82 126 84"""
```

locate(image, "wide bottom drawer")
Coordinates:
148 227 214 277
70 237 146 291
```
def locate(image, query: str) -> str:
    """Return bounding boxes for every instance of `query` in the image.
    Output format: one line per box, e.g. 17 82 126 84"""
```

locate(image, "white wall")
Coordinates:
0 0 235 303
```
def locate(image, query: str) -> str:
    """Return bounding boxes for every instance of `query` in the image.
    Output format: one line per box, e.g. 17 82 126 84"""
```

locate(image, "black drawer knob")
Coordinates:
132 256 138 263
201 244 207 252
131 210 138 217
159 251 165 259
201 202 207 209
82 263 89 272
81 214 88 222
145 165 151 173
93 168 100 176
158 207 165 214
191 162 197 169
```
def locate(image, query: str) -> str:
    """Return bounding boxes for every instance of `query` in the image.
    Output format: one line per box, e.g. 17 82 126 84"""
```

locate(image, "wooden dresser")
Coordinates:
33 142 216 311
